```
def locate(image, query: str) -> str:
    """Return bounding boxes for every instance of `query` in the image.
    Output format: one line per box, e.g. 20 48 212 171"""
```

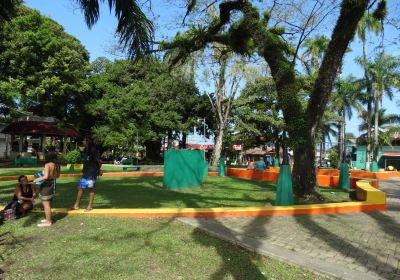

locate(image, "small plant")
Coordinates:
64 150 81 164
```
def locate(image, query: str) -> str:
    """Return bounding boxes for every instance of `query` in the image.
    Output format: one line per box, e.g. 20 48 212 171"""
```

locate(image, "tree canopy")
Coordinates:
87 58 210 158
0 6 90 121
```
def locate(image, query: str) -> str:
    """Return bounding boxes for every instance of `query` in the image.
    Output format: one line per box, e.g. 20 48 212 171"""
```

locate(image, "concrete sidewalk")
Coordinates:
179 178 400 280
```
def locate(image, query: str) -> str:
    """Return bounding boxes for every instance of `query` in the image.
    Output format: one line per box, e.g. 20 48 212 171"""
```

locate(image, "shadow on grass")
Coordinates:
20 212 68 228
294 214 397 279
0 231 24 261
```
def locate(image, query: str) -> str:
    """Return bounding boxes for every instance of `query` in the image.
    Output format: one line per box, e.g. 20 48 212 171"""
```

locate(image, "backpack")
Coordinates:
3 201 25 220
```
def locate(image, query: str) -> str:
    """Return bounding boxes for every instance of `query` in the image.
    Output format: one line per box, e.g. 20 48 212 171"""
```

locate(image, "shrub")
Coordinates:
64 150 81 164
328 149 339 169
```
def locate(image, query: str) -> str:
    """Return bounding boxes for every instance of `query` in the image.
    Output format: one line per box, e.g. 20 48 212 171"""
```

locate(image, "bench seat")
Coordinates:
122 166 141 172
15 157 38 167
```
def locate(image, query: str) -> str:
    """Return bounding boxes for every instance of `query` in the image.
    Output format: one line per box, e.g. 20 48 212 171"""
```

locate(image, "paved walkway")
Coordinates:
179 178 400 280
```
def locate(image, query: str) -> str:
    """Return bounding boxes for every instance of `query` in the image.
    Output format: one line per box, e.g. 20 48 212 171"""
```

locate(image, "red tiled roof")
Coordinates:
1 121 80 137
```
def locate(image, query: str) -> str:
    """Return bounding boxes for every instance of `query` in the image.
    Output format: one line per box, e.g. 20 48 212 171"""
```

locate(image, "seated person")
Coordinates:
256 158 267 171
247 161 256 170
11 175 36 216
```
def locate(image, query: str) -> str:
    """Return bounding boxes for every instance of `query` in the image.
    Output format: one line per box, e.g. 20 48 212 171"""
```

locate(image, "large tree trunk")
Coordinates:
145 140 162 162
181 132 187 149
292 136 319 197
274 139 280 163
211 125 224 166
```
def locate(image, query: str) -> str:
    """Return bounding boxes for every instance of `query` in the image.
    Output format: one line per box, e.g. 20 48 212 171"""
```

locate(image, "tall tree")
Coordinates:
365 52 400 161
162 0 383 197
200 46 245 166
331 75 362 161
358 108 400 147
0 0 153 58
0 7 90 122
234 77 285 161
87 59 207 160
300 35 329 75
356 12 382 170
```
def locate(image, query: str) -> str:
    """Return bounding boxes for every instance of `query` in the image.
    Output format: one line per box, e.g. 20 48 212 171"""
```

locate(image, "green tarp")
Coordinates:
163 149 206 189
275 165 294 206
273 158 279 167
338 162 350 191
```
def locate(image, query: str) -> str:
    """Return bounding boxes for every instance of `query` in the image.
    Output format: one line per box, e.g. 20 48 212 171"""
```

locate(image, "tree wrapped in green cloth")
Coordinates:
275 144 294 206
164 150 205 189
338 152 350 191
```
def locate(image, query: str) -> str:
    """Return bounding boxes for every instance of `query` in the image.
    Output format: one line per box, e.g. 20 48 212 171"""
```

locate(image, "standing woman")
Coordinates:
33 150 60 227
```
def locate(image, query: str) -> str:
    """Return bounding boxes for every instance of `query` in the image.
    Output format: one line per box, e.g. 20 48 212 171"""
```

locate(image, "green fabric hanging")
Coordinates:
370 161 379 172
164 150 205 189
338 162 350 191
273 158 279 167
275 165 294 206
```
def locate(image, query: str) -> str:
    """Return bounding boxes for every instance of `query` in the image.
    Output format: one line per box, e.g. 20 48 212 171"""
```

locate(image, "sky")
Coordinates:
23 0 400 141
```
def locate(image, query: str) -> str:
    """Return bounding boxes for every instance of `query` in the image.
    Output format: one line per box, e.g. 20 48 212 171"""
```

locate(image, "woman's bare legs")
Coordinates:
41 200 52 224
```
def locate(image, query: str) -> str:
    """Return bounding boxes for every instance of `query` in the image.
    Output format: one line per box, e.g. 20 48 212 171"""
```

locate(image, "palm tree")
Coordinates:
318 120 337 167
301 35 329 75
331 75 362 161
358 108 400 147
1 0 154 58
366 52 400 162
356 12 382 170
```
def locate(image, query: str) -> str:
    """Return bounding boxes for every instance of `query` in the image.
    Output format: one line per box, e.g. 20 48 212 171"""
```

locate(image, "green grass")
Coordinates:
0 214 328 280
0 176 351 210
0 165 162 177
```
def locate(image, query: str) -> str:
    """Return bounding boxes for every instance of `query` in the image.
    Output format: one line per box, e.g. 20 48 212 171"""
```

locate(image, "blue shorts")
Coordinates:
78 177 95 189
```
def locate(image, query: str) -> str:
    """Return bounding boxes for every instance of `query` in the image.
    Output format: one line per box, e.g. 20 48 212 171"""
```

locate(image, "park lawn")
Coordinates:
0 214 328 280
0 165 160 177
0 176 351 210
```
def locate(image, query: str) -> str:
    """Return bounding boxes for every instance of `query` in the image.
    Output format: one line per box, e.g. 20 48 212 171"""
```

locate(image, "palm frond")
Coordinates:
112 0 154 58
76 0 154 59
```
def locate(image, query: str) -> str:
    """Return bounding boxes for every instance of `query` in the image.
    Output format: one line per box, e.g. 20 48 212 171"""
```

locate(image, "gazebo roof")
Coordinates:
1 117 80 137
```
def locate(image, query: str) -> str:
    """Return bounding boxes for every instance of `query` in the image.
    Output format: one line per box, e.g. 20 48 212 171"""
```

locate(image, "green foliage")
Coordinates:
373 0 387 21
0 6 90 121
63 150 81 164
234 77 284 149
328 149 339 169
87 58 209 154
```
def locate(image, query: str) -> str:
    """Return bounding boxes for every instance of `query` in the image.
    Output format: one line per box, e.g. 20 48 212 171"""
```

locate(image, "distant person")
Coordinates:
264 156 271 169
256 158 266 171
247 161 255 170
71 138 102 212
33 150 60 227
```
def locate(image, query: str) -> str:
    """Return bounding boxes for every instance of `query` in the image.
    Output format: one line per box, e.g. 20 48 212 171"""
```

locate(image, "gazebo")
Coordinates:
1 116 80 158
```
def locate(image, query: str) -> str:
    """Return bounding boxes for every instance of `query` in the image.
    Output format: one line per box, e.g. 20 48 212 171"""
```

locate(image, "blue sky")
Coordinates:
24 0 400 139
